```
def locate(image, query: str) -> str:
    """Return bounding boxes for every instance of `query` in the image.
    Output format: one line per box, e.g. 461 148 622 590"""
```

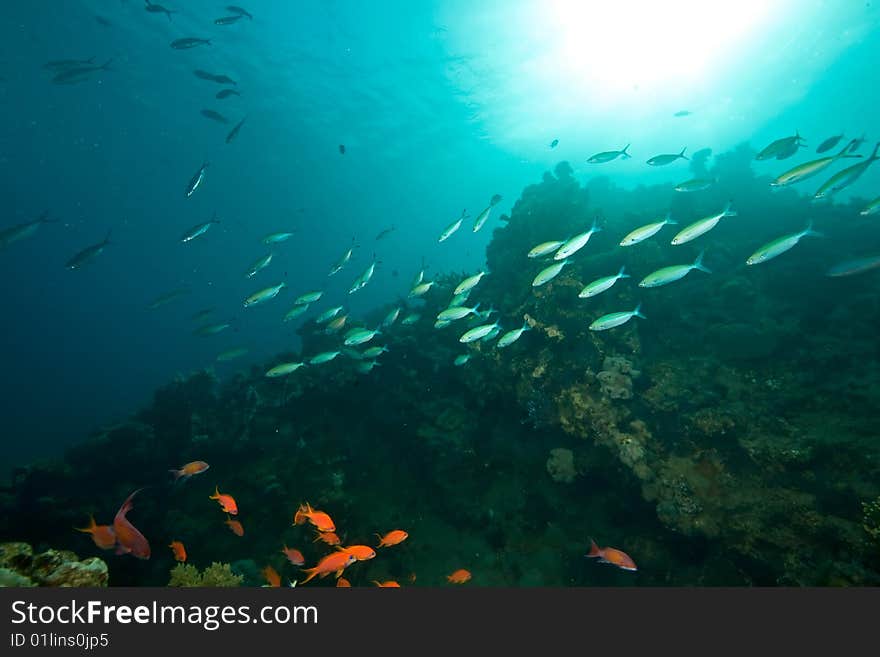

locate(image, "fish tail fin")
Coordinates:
694 250 712 274
299 567 319 585
633 303 646 319
723 201 737 217
75 515 97 534
168 468 182 481
586 538 601 558
101 58 114 71
209 485 219 500
679 146 689 159
621 144 631 159
617 265 630 279
375 533 384 547
803 221 825 239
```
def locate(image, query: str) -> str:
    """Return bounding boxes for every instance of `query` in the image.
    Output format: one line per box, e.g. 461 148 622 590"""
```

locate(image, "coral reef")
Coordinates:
546 448 577 483
168 562 243 587
0 542 108 587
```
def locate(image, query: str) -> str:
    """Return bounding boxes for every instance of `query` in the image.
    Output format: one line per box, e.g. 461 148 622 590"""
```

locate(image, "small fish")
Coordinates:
313 531 342 546
194 322 230 336
201 109 229 124
439 209 468 242
376 529 409 548
145 2 176 21
169 460 210 482
209 486 238 515
375 225 396 240
75 515 116 550
860 195 880 216
191 307 215 321
496 320 531 348
587 144 631 164
449 290 471 307
171 38 211 49
113 489 150 559
349 258 377 294
299 551 356 585
244 282 286 307
339 144 346 155
549 138 559 148
344 327 381 346
437 303 481 322
826 255 880 277
169 541 187 562
382 307 401 327
770 140 861 187
454 271 487 295
245 252 273 278
184 162 209 198
813 142 880 200
362 345 389 359
586 538 637 572
646 147 688 166
459 321 501 343
357 360 380 374
266 361 306 377
816 134 844 154
216 346 249 362
372 580 401 587
555 218 602 260
216 88 241 99
579 266 630 298
401 313 421 326
324 315 348 333
309 350 341 365
315 306 344 323
639 251 711 287
472 205 492 232
527 240 564 258
409 280 436 297
225 515 244 536
294 291 323 305
147 287 190 309
755 132 805 161
263 566 281 587
227 5 254 19
194 70 237 85
619 215 677 247
226 116 247 143
532 258 572 287
453 354 471 366
282 545 305 566
848 134 867 153
263 231 295 244
51 59 113 84
674 177 715 193
481 325 502 342
447 569 472 584
670 202 736 245
214 15 244 25
746 222 823 266
65 230 112 270
329 240 356 276
673 110 692 117
589 303 646 331
180 214 220 243
294 503 335 532
337 545 377 561
434 319 452 329
44 57 95 70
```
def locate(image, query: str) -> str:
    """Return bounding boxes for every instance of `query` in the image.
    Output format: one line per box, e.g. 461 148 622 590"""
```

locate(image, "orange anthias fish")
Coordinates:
169 540 187 562
447 569 472 584
225 514 244 536
75 515 116 550
336 577 351 587
169 460 210 482
209 485 238 515
293 502 335 533
586 538 638 572
281 544 305 566
300 551 356 585
263 565 281 587
313 530 342 546
337 544 376 561
376 529 408 548
372 580 401 587
113 489 151 559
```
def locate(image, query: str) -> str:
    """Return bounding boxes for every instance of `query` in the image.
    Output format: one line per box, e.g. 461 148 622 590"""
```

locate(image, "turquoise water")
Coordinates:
1 1 879 586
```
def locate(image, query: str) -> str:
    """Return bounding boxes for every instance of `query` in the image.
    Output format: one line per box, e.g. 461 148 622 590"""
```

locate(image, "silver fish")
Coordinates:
184 162 209 198
65 230 112 270
180 214 220 243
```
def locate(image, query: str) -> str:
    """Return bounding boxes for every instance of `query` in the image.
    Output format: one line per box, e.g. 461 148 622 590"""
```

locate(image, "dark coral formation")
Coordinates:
1 145 879 586
0 542 108 587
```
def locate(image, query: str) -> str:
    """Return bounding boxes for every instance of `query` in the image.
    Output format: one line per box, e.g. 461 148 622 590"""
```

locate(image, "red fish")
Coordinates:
586 538 637 572
75 515 116 550
372 580 401 587
300 551 356 585
113 489 151 559
225 514 244 536
281 544 305 566
447 568 471 584
209 485 238 515
336 544 376 561
313 530 342 546
293 502 335 532
169 540 187 562
375 529 408 548
169 460 210 482
263 565 281 587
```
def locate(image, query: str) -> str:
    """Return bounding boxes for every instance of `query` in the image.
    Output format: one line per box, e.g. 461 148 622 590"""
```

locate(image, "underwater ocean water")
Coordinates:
1 0 879 587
